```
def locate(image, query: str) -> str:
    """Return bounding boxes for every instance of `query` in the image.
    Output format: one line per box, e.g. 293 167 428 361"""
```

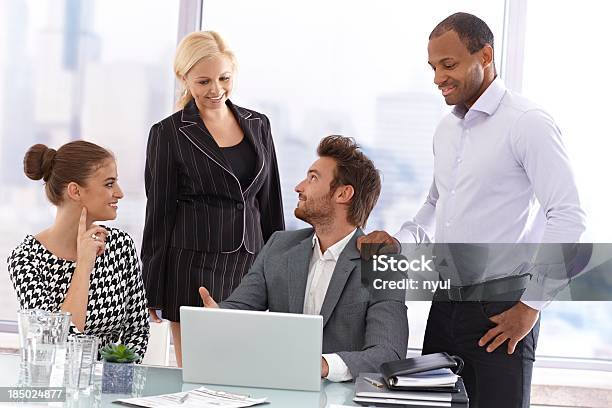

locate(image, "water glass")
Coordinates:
65 336 83 390
18 309 71 387
66 335 99 391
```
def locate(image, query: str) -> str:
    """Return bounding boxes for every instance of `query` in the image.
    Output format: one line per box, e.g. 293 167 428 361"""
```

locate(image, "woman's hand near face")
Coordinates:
76 207 107 272
61 207 107 331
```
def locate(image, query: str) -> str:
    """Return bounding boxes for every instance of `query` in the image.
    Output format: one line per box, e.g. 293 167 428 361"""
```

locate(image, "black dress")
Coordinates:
141 100 285 322
7 228 149 359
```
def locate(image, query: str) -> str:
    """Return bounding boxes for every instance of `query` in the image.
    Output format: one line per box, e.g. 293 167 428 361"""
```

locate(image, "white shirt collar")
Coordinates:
452 76 507 119
311 228 357 261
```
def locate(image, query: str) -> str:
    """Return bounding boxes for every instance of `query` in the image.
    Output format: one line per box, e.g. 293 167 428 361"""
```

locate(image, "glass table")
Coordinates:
0 352 357 407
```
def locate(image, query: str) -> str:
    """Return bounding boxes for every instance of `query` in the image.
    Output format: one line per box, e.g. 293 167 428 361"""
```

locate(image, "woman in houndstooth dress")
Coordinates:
7 141 149 360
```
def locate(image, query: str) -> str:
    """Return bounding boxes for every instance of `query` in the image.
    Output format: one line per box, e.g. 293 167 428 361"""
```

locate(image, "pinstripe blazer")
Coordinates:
141 99 285 308
219 228 409 377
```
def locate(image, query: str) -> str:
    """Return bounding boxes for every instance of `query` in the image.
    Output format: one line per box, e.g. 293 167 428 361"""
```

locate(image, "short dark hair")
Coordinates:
317 135 381 227
24 141 114 205
430 12 494 54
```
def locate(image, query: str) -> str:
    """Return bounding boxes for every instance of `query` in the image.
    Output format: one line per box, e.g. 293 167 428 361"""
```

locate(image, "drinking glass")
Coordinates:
18 309 71 387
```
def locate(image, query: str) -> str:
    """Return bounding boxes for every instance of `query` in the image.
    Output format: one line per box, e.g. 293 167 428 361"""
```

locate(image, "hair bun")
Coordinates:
23 144 56 181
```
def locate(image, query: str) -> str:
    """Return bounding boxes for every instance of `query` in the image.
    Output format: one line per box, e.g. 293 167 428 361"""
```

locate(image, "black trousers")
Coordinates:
422 300 540 408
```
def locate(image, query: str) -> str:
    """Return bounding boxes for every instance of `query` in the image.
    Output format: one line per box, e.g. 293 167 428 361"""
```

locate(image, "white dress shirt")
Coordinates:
303 229 357 382
396 78 586 309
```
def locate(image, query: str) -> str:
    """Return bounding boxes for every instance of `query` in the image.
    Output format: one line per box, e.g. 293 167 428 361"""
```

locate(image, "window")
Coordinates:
200 0 505 232
201 0 612 359
0 0 182 321
1 0 609 363
521 0 612 360
201 0 505 349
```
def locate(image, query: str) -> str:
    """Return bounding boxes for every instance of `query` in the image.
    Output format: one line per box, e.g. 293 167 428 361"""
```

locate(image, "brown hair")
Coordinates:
23 141 114 205
317 135 381 227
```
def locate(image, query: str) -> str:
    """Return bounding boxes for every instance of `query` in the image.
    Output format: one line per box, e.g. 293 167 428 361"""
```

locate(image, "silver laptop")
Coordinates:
180 306 323 391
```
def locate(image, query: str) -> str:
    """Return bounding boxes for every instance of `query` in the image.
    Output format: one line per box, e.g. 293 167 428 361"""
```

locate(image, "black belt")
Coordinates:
442 274 531 302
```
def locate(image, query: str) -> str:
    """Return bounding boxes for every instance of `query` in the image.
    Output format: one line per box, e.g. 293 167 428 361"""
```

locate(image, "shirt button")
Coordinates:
445 221 451 227
451 189 456 195
465 128 470 134
456 157 462 163
236 203 244 210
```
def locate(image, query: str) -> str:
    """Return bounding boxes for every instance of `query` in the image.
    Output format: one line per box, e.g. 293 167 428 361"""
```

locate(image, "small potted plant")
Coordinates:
101 343 139 394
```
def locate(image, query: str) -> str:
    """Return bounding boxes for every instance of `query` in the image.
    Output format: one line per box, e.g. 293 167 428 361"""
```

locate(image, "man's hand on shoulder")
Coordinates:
478 302 540 354
356 230 401 260
199 287 219 308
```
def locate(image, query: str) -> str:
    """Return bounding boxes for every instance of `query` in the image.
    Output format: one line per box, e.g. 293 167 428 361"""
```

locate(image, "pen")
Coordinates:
178 392 190 404
363 376 384 388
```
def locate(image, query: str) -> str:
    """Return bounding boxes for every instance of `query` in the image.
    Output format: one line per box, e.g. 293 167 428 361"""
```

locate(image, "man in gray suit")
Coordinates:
199 135 408 382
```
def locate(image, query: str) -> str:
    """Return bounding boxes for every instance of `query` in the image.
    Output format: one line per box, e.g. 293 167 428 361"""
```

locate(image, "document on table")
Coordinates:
113 386 268 408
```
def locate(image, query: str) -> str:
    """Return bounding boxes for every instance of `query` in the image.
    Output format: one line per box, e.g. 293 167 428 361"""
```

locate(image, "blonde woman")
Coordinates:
141 31 285 366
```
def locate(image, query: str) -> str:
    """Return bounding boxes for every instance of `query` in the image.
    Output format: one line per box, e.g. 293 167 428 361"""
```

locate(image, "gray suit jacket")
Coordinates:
219 228 409 378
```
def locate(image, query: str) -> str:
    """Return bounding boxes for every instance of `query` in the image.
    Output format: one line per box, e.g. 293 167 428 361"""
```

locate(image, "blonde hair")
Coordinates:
174 31 237 109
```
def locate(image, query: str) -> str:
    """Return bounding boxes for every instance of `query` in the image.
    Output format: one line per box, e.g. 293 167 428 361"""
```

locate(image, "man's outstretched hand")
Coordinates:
321 357 329 378
199 287 219 308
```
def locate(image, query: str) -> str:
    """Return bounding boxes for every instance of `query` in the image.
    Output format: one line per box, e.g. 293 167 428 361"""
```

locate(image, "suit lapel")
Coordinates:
319 230 363 327
228 101 266 194
287 233 315 314
179 100 231 171
180 99 267 195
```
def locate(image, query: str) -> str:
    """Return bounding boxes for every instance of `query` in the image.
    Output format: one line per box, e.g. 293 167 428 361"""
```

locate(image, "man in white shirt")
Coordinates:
199 135 409 381
357 12 585 408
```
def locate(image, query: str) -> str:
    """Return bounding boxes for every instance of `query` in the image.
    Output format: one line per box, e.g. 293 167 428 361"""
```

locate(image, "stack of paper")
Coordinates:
353 373 468 407
114 386 268 408
389 368 459 389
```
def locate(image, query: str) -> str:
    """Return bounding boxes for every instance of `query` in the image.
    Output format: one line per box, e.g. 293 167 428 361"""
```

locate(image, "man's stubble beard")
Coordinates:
294 192 335 228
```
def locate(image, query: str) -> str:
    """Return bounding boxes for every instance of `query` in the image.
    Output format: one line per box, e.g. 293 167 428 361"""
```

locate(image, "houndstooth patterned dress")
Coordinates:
7 227 149 360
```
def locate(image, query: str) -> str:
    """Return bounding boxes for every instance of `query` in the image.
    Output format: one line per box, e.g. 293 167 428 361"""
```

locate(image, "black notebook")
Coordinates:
380 353 463 391
381 353 463 377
